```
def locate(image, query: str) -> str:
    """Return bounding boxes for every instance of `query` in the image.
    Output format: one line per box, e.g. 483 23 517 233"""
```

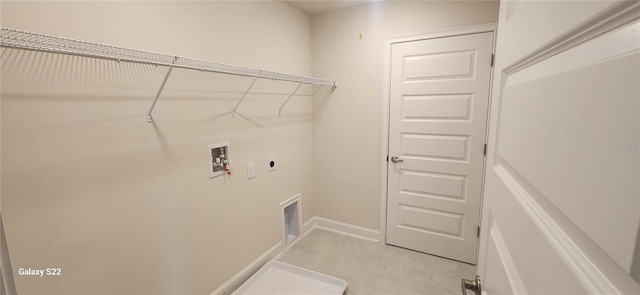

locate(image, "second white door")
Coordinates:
386 30 494 264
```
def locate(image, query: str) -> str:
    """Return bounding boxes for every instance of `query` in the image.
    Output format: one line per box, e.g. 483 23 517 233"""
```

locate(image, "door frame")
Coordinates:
379 24 498 257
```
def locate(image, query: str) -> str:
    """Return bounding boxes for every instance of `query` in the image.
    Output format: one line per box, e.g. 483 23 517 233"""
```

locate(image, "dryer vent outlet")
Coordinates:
281 194 301 245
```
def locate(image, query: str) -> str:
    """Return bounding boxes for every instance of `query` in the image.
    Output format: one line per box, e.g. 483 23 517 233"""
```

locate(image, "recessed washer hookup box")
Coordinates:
232 261 347 295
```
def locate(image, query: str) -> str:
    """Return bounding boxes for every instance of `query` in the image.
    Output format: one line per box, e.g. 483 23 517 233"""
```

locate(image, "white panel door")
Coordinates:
386 31 494 264
477 1 640 294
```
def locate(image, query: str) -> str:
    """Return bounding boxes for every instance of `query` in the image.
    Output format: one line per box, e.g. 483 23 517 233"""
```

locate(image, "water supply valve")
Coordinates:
208 142 231 178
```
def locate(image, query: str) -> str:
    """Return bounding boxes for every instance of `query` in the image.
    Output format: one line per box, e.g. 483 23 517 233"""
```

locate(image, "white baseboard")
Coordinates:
301 216 317 235
210 217 381 294
209 242 283 295
309 216 381 242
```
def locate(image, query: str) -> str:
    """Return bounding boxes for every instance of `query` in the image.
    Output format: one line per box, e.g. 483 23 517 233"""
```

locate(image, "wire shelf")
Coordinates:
0 27 336 86
0 27 337 122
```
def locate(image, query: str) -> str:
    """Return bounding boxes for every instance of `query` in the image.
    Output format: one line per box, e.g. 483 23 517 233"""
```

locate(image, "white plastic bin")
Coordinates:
232 261 347 295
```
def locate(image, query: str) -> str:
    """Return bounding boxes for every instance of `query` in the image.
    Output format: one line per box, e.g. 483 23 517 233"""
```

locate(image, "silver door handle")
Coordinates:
461 275 482 295
390 156 404 163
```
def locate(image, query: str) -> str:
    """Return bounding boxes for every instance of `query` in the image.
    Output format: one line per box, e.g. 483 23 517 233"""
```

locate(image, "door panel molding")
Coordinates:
494 161 620 294
479 1 639 294
498 15 638 295
483 211 526 295
503 1 639 75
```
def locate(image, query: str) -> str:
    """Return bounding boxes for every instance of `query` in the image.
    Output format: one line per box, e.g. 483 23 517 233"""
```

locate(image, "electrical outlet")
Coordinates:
247 162 255 179
267 156 276 172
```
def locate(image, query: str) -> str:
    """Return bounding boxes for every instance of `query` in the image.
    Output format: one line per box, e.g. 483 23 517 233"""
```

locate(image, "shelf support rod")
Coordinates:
311 84 323 97
279 82 304 116
322 85 337 101
232 71 262 118
147 56 178 123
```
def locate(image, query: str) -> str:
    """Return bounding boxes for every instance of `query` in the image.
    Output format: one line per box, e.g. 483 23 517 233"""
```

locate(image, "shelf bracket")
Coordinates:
147 56 178 123
324 85 337 100
278 82 304 116
232 71 262 118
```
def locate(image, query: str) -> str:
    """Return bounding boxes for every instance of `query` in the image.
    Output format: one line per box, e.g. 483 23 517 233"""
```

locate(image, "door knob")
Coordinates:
461 275 482 295
390 156 404 163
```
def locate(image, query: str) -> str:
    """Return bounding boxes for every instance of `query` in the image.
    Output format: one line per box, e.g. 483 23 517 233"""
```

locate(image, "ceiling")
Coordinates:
286 0 499 16
286 0 374 16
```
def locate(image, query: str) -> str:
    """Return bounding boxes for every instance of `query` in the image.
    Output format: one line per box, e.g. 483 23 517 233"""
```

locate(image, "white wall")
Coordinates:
312 1 500 231
1 1 315 294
